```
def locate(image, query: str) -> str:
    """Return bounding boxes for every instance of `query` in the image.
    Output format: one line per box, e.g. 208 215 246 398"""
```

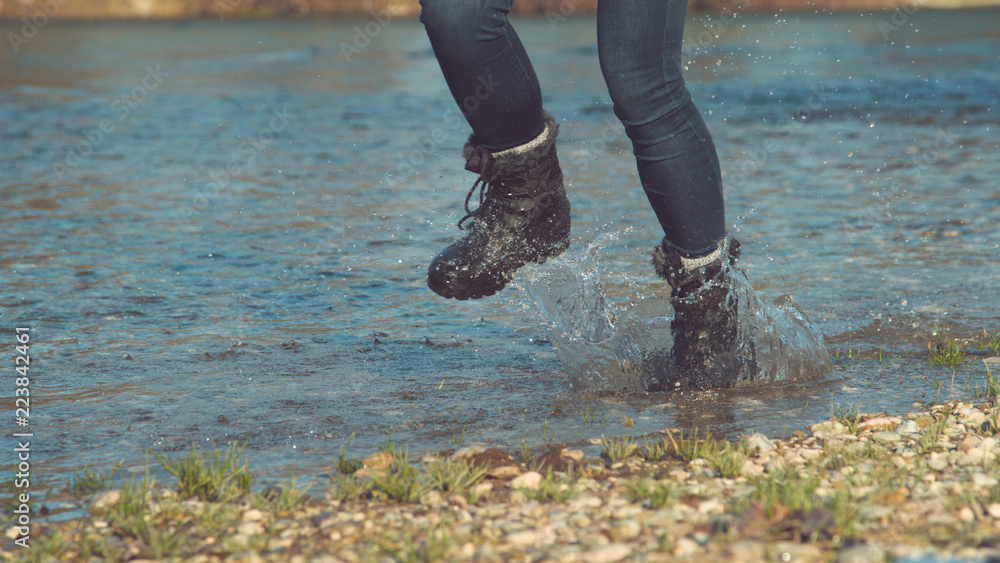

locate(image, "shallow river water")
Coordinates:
2 11 999 495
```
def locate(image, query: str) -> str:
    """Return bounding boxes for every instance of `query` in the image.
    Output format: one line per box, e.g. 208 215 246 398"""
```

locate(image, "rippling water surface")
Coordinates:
1 11 999 495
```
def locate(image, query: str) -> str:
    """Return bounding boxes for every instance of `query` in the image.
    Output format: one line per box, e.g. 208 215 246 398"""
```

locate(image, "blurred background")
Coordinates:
1 0 999 19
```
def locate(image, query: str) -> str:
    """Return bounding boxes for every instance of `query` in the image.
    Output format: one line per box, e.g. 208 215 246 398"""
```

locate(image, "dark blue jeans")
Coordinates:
419 0 725 257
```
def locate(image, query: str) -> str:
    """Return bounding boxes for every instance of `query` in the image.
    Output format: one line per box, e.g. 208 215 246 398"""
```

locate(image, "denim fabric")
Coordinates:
419 0 725 256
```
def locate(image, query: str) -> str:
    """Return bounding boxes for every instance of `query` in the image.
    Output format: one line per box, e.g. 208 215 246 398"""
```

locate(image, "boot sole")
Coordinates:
428 238 569 301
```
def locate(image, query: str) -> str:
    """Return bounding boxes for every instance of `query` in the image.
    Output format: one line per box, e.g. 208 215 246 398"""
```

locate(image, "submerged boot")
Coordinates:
651 237 758 390
428 113 571 300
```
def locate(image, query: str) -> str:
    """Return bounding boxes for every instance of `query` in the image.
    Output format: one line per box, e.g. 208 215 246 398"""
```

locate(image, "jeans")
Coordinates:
419 0 725 257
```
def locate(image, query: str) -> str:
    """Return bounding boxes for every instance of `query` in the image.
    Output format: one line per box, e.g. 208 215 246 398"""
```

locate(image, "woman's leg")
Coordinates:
419 0 544 150
420 0 570 300
597 0 725 257
598 0 760 389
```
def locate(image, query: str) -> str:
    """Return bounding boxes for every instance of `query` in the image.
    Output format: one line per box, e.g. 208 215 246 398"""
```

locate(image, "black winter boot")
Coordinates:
428 114 571 300
651 237 758 390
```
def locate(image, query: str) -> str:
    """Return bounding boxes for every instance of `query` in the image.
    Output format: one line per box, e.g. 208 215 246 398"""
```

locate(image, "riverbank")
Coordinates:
6 398 1000 562
1 0 999 21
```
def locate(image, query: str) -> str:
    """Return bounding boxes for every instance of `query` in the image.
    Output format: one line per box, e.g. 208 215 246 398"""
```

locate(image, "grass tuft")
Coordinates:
832 403 862 434
916 416 948 454
975 329 1000 354
336 431 364 475
254 478 311 513
372 449 426 503
67 464 119 498
625 479 675 509
422 456 488 493
600 434 638 462
152 442 251 502
928 339 965 366
971 359 999 403
709 439 750 479
329 473 372 502
665 427 724 462
105 468 189 559
642 437 669 461
751 468 821 518
520 468 575 503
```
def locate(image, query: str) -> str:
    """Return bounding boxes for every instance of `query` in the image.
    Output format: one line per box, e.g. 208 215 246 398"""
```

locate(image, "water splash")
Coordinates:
523 235 832 392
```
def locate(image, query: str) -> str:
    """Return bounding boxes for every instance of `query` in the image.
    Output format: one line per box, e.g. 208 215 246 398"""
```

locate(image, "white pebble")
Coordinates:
672 537 702 557
583 543 632 563
510 471 542 490
987 503 1000 519
506 529 538 547
746 433 776 454
973 472 1000 488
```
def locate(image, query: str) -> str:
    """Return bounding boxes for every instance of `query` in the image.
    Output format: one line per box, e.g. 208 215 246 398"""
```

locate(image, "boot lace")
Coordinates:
458 177 495 231
457 146 498 231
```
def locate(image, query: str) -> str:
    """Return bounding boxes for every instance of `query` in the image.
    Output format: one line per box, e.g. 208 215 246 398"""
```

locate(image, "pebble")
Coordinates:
242 509 265 522
488 465 521 479
609 520 641 541
961 448 995 466
583 543 632 563
472 482 493 497
728 540 766 562
776 541 823 562
836 543 885 563
451 446 486 460
741 459 764 478
859 416 902 431
765 456 789 474
872 431 901 445
420 490 443 506
810 419 848 438
927 457 949 471
897 420 920 433
963 411 988 427
959 436 979 453
87 490 122 512
569 495 603 511
746 433 776 454
972 473 999 488
697 499 724 515
959 507 975 523
363 451 392 470
472 545 503 563
510 471 543 490
859 506 893 522
236 521 264 536
988 503 1000 519
672 537 701 557
506 529 538 547
645 509 673 529
800 447 824 461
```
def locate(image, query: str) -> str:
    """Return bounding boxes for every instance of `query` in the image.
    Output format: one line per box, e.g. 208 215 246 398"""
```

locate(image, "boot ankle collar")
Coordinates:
652 237 741 291
680 249 721 271
463 113 559 181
